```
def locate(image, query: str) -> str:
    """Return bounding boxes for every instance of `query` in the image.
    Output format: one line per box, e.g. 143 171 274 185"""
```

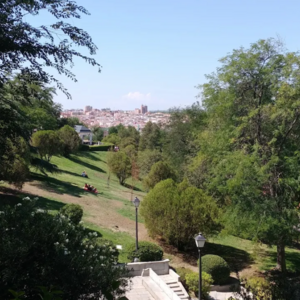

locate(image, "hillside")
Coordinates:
0 151 300 274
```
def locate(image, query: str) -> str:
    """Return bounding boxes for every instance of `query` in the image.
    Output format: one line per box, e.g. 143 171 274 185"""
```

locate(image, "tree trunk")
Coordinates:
276 241 286 272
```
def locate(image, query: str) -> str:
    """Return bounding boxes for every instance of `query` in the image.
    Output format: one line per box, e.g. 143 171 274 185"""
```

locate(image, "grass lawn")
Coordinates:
1 151 299 275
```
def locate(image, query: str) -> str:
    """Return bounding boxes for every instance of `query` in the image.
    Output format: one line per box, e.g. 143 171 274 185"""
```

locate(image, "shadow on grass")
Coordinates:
203 242 254 273
77 151 103 162
123 183 143 192
0 186 65 212
58 169 87 178
265 250 300 272
68 155 106 174
30 173 90 198
158 239 253 273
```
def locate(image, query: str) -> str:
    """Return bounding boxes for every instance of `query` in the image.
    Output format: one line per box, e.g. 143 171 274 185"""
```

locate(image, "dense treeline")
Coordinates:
107 38 300 274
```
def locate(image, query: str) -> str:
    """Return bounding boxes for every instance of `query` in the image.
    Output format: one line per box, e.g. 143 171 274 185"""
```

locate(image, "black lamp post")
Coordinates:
195 233 206 300
133 197 140 251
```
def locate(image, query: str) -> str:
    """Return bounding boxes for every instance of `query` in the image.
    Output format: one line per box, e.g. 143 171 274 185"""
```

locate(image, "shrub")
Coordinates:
0 197 129 299
176 267 193 290
244 276 272 299
79 144 90 151
60 204 83 225
185 271 213 299
200 255 230 285
127 241 163 262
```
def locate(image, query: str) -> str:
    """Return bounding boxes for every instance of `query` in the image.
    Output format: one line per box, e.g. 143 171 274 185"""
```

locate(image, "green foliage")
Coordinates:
140 179 219 249
0 197 129 299
195 38 300 271
200 255 230 285
185 271 213 299
127 241 163 262
58 125 81 157
143 161 176 190
123 145 137 161
31 130 62 161
107 151 131 185
139 122 163 151
0 0 100 96
60 204 83 225
58 117 86 129
244 276 272 300
91 126 104 142
102 133 121 146
163 102 206 178
176 267 193 291
137 149 163 178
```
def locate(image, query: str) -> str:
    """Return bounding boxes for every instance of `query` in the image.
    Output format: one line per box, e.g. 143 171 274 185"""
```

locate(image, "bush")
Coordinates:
176 267 193 290
60 204 83 225
127 241 163 262
186 271 213 299
79 144 90 151
0 197 129 299
200 255 230 285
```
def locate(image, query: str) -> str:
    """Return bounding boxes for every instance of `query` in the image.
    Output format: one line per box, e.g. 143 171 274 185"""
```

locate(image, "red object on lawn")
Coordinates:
83 187 98 194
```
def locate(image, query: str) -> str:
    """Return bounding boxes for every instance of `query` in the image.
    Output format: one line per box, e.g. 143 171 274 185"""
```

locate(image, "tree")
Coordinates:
196 38 300 271
162 103 206 178
143 161 176 190
140 179 219 249
0 0 100 95
91 126 104 142
58 117 86 129
137 149 163 178
107 151 131 185
58 125 81 157
0 0 99 187
102 133 121 146
0 197 129 299
31 130 62 162
139 122 163 151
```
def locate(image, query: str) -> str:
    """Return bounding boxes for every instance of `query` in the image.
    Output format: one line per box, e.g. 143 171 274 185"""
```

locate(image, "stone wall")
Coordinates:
126 259 170 276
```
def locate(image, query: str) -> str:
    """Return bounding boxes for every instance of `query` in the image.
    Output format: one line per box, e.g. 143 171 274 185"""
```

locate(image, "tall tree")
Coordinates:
139 122 163 151
196 38 300 271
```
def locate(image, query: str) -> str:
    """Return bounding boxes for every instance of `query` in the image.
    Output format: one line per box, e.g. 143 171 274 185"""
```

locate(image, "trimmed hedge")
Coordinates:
199 255 230 285
127 241 163 262
89 144 113 151
79 144 113 152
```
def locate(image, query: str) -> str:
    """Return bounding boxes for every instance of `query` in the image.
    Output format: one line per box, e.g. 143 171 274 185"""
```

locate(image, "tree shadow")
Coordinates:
265 250 300 272
76 151 103 162
29 173 92 198
202 242 254 273
58 169 87 178
123 183 143 192
0 186 65 211
158 239 253 273
68 155 106 174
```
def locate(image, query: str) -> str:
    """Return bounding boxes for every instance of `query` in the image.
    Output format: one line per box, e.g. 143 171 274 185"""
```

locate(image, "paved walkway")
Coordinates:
126 277 155 300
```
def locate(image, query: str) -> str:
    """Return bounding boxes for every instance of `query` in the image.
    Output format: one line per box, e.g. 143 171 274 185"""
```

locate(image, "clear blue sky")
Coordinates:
29 0 300 111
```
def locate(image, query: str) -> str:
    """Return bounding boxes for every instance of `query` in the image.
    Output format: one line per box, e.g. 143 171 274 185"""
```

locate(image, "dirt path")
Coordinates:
4 182 199 271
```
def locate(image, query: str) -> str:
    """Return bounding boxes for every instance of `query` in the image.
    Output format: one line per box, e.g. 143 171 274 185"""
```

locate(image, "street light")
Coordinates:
195 233 206 300
133 197 140 252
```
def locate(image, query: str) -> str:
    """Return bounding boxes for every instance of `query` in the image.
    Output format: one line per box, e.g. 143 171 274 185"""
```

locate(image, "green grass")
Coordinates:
85 222 135 263
208 235 300 273
2 151 299 274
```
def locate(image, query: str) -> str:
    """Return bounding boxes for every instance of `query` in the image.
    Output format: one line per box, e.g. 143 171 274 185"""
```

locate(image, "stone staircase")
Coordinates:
160 271 189 300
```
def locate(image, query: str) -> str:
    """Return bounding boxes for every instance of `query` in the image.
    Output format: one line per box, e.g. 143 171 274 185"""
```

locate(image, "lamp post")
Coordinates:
133 197 140 251
195 233 206 300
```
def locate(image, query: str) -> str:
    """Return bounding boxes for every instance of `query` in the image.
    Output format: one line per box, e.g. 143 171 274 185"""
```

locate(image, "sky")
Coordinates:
27 0 300 111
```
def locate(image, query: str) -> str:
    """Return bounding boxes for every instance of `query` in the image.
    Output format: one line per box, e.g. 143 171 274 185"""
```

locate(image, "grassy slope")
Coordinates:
1 151 300 272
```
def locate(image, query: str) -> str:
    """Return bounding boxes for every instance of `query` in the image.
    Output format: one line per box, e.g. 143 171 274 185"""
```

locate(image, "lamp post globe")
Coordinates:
195 233 206 300
133 197 140 208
